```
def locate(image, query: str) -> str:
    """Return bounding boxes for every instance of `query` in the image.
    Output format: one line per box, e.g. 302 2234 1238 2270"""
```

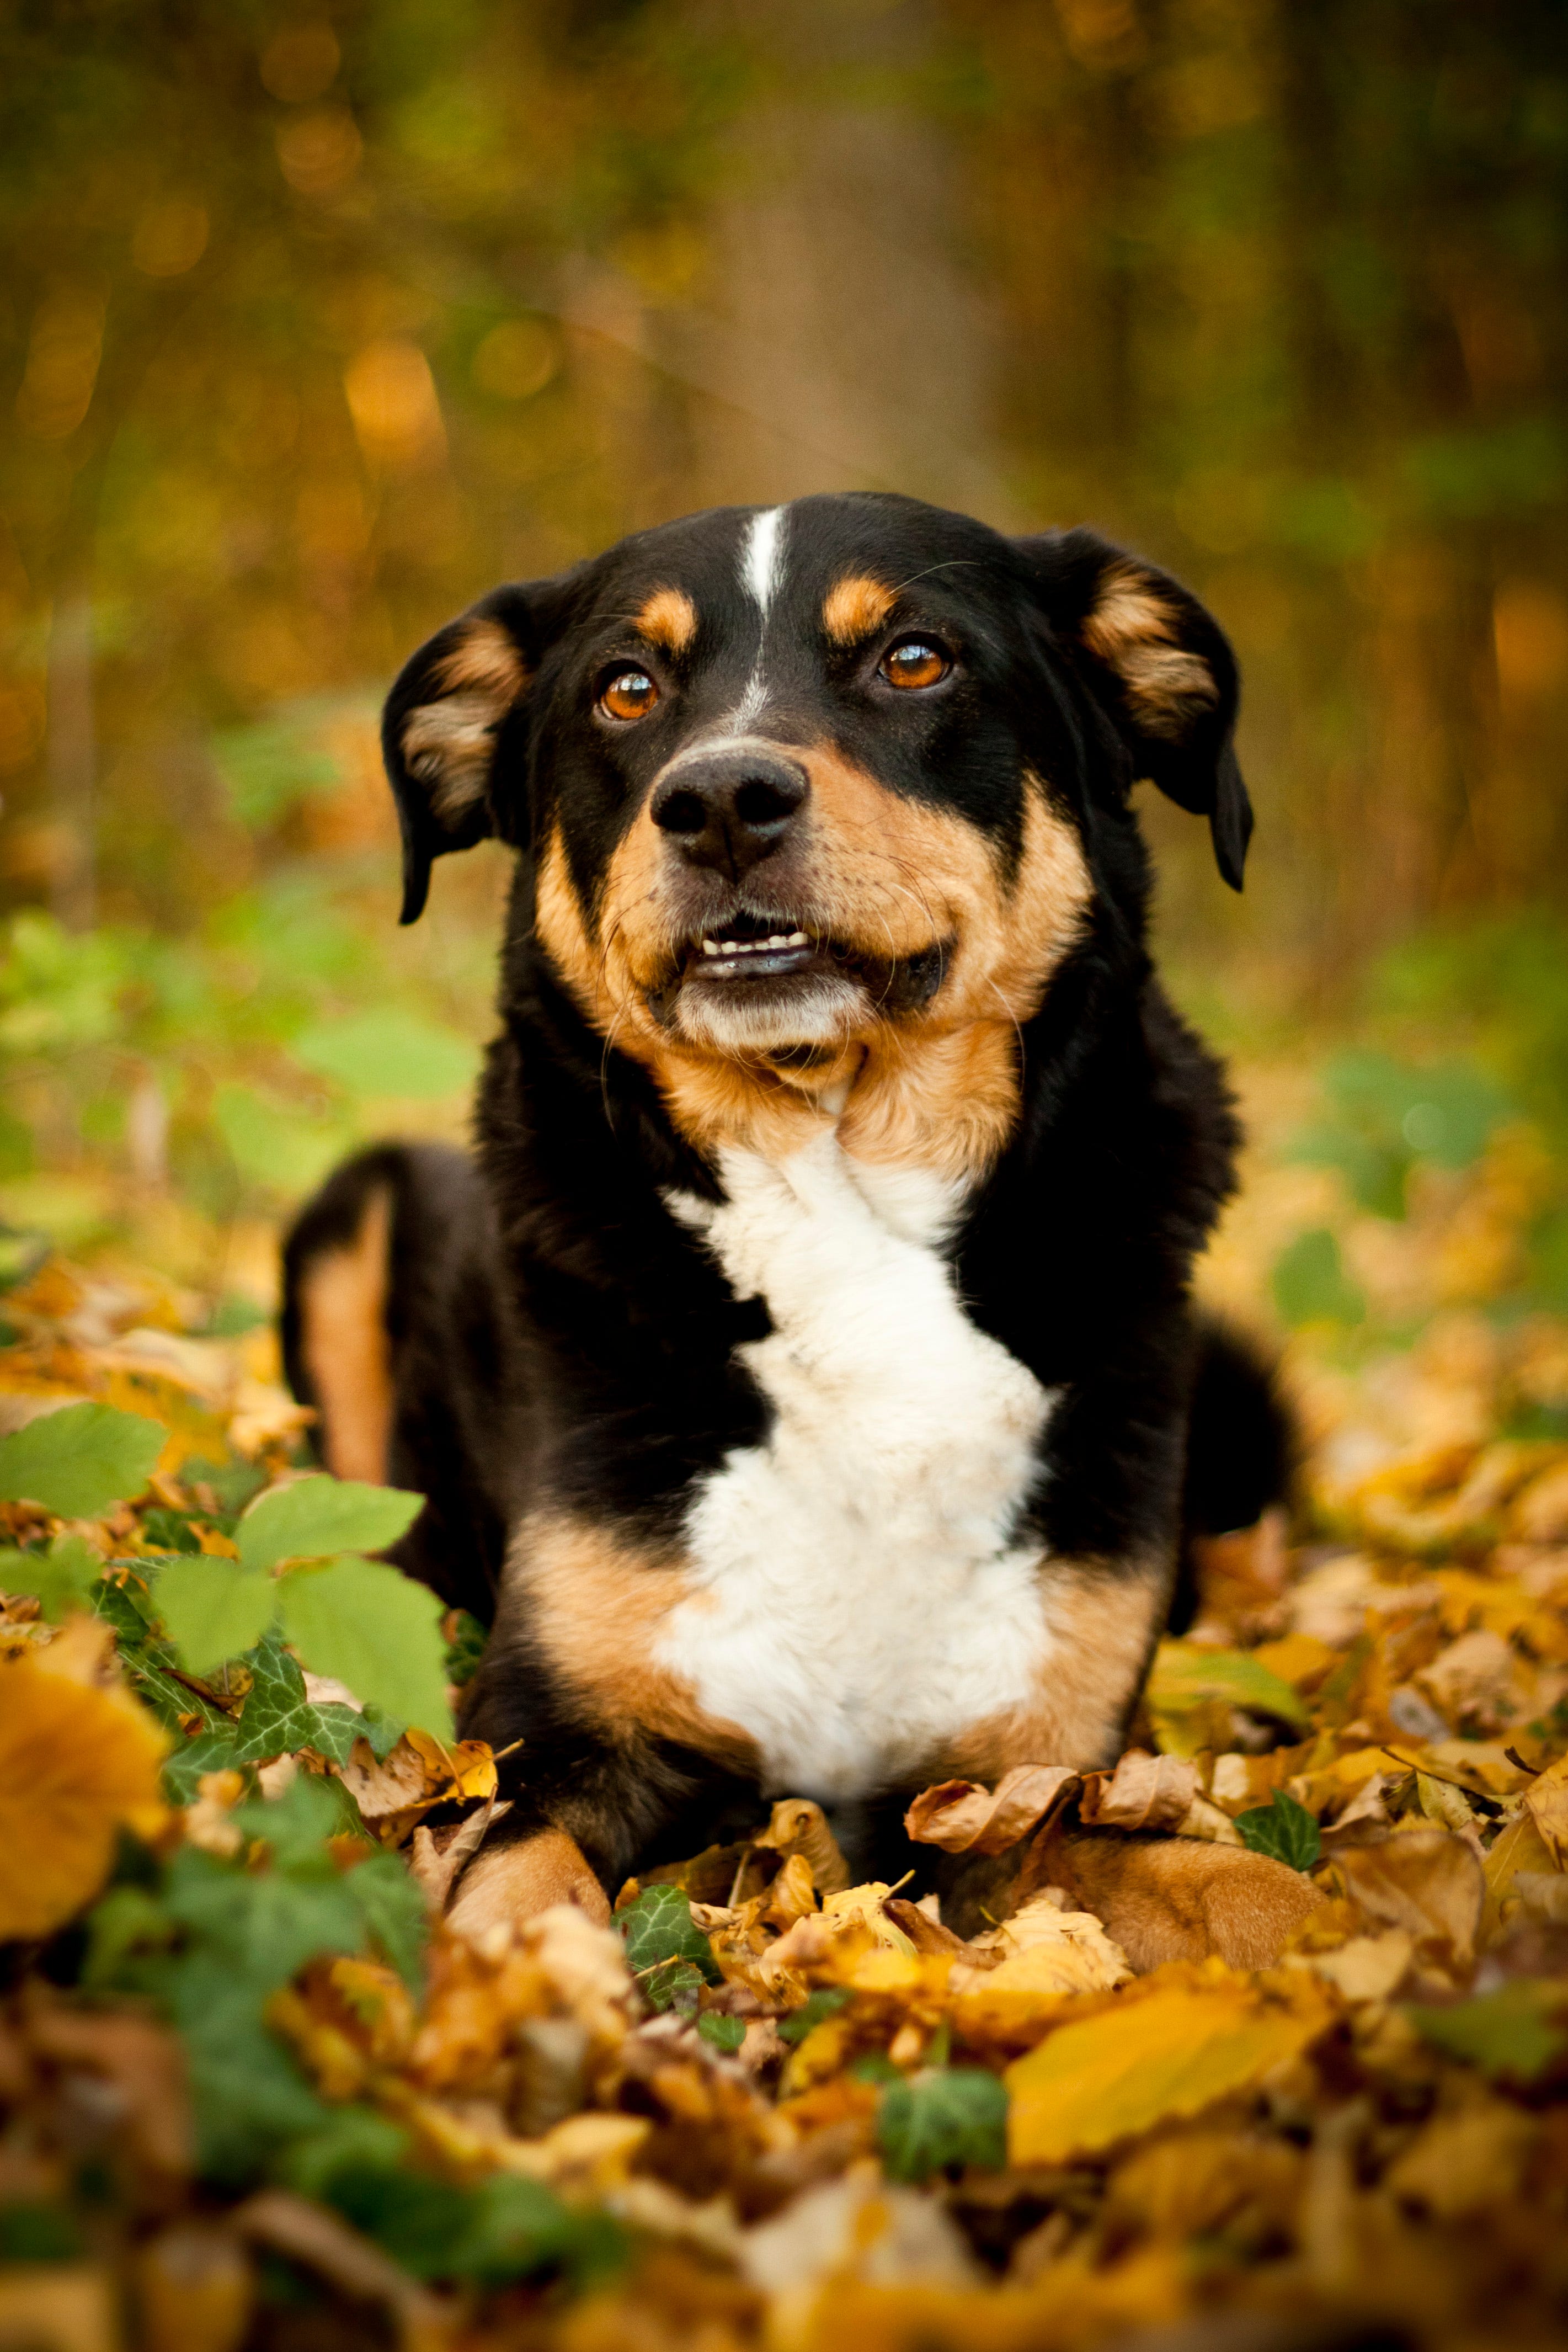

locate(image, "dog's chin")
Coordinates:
668 962 868 1055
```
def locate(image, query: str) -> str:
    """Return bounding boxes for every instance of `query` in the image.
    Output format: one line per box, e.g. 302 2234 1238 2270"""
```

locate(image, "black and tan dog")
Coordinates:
283 492 1292 1939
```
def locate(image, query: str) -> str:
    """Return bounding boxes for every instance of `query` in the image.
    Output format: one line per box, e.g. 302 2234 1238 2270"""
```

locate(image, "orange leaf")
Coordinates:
0 1652 169 1939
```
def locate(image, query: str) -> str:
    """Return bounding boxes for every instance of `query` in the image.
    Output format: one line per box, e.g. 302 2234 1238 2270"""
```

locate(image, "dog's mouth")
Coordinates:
682 910 823 985
645 908 954 1033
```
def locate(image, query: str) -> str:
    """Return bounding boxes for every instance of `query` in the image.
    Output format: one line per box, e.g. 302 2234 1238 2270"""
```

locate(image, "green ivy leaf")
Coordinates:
616 1883 718 1991
92 1577 229 1734
156 1556 278 1677
238 1477 424 1573
777 1986 852 2045
162 1726 242 1805
878 2067 1009 2183
1407 1980 1568 2083
0 1532 103 1621
696 2011 746 2053
1235 1788 1322 1871
358 1703 406 1760
643 1958 705 2013
0 1401 165 1516
278 1555 453 1736
228 1629 374 1765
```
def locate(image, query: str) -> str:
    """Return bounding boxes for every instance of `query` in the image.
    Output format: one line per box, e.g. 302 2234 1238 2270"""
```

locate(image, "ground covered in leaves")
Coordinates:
6 1132 1568 2350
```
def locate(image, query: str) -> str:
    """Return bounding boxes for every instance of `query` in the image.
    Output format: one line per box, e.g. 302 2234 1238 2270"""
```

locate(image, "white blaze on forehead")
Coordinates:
720 505 787 736
740 505 785 611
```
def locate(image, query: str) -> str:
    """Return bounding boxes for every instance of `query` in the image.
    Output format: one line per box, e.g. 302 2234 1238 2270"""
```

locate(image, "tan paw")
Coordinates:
1058 1830 1322 1972
447 1828 612 1937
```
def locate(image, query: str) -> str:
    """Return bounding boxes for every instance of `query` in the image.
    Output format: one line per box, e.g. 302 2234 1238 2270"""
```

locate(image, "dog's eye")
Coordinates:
879 639 949 690
598 667 660 721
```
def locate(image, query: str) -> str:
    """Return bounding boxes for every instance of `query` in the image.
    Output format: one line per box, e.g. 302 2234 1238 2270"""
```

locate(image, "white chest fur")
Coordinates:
659 1134 1057 1802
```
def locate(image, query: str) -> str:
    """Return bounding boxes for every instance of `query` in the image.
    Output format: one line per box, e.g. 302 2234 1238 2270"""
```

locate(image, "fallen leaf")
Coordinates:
903 1765 1079 1855
1235 1789 1322 1870
756 1797 851 1893
1006 1982 1328 2164
1335 1830 1485 1962
0 1651 169 1938
1384 2101 1539 2217
1079 1750 1197 1832
1407 1979 1568 2082
1308 1930 1415 2001
1524 1751 1568 1866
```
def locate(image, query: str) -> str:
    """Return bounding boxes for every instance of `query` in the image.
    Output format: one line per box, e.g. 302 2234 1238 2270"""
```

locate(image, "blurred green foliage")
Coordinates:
1287 1051 1510 1220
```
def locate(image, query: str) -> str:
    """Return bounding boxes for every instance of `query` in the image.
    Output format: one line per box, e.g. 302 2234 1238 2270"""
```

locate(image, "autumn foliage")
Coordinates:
3 1082 1568 2352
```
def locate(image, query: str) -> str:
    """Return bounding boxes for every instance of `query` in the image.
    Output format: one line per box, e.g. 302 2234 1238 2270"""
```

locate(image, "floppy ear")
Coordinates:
1019 528 1252 890
381 584 546 923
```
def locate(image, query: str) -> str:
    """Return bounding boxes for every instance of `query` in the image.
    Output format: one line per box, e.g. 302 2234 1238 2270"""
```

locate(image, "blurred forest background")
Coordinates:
1 0 1567 1352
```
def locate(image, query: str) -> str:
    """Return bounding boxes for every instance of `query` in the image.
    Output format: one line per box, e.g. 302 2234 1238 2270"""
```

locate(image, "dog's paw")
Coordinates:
1057 1830 1323 1972
446 1828 612 1937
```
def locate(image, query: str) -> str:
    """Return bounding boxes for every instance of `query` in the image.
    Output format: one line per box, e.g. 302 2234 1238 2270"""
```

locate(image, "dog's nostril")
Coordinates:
733 774 803 831
653 787 708 837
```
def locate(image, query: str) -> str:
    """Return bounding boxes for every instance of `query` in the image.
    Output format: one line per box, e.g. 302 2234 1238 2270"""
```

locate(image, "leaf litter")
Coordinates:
4 1237 1568 2348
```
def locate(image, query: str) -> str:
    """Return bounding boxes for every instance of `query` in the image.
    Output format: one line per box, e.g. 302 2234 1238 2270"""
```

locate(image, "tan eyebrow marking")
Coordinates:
822 573 895 647
635 586 698 656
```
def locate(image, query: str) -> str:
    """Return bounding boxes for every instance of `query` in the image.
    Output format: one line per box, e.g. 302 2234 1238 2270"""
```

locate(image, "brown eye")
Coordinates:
599 667 659 721
879 638 949 690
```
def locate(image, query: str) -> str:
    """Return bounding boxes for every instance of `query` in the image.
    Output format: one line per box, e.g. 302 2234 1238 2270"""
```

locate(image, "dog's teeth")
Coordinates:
765 935 786 949
701 939 719 956
720 941 739 956
785 931 808 946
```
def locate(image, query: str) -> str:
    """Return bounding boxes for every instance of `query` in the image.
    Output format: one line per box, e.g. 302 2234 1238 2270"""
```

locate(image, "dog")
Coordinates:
283 492 1292 1939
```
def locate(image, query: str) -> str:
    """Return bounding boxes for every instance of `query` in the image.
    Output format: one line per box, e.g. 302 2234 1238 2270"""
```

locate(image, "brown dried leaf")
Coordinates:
903 1764 1079 1855
1079 1748 1198 1832
1335 1829 1485 1962
756 1797 850 1894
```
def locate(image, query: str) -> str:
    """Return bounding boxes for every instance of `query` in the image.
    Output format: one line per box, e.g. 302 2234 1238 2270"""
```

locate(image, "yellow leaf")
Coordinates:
0 1652 169 1938
1524 1752 1568 1866
1251 1632 1340 1689
1480 1810 1554 1944
1005 1986 1325 2164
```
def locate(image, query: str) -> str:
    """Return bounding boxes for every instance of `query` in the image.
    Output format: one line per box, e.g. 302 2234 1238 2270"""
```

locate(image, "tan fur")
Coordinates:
297 1188 393 1485
447 1828 611 1935
1081 567 1217 742
822 574 894 647
635 586 698 656
401 617 528 820
548 755 1091 1187
1055 1831 1324 1972
517 1514 761 1775
941 1560 1167 1781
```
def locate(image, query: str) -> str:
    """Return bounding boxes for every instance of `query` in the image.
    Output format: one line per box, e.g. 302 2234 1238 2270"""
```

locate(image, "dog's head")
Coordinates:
385 493 1248 1165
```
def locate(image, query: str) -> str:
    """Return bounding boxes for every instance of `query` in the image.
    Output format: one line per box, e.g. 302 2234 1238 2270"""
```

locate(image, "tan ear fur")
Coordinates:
1081 566 1220 743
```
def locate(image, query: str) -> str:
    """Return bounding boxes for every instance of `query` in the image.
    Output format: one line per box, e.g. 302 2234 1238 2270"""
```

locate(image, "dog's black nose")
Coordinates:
649 747 809 878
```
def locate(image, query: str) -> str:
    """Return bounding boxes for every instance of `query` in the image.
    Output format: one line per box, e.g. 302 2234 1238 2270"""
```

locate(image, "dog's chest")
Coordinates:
659 1136 1057 1801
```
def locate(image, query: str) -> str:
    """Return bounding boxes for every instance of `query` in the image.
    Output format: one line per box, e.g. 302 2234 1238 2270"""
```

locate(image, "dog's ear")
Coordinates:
1018 528 1252 890
382 584 553 923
